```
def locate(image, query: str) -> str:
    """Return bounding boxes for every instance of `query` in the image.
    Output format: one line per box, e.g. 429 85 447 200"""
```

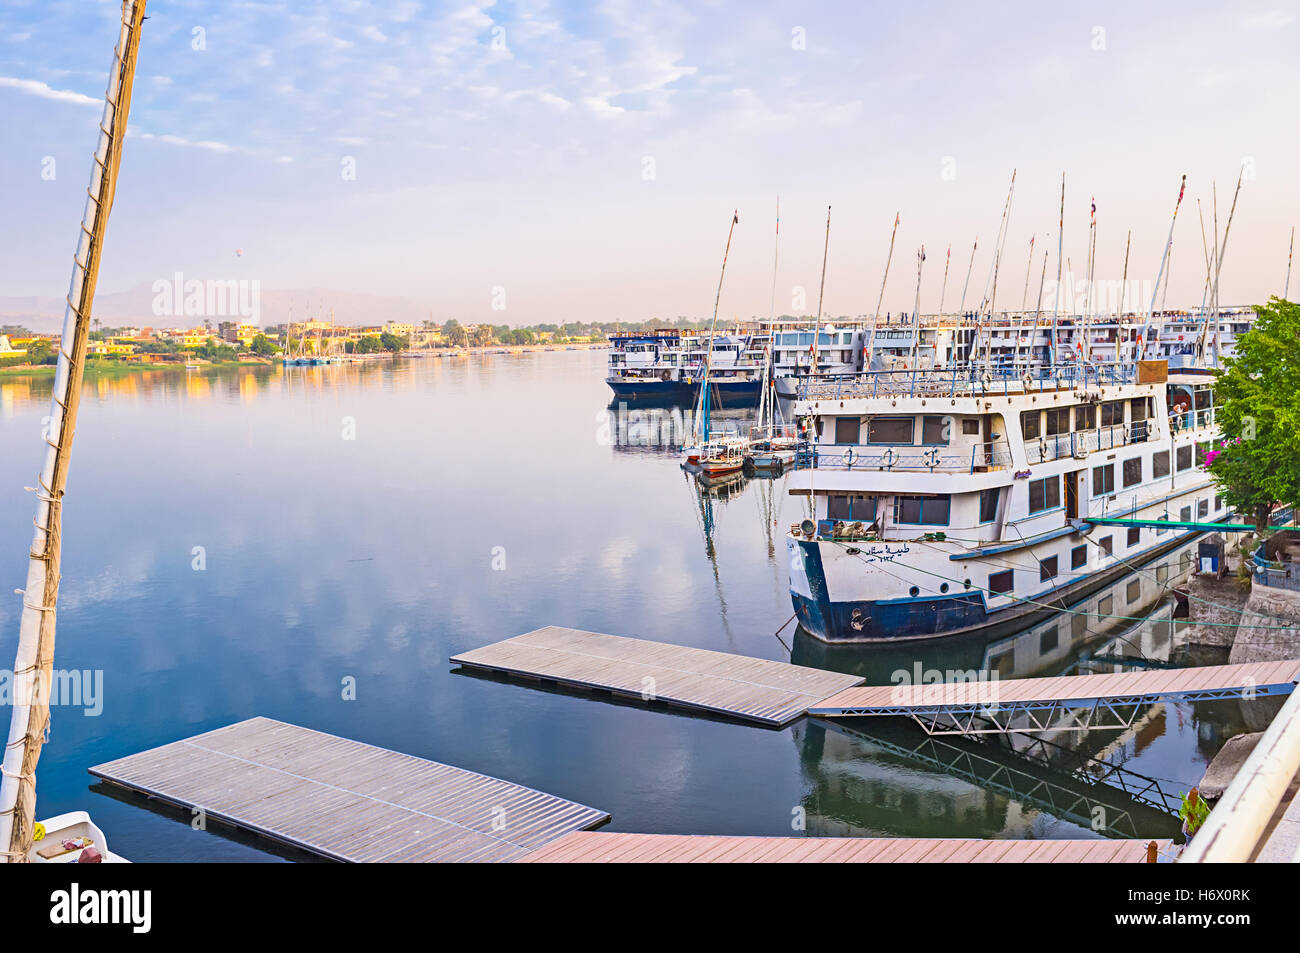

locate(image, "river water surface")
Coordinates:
0 352 1253 860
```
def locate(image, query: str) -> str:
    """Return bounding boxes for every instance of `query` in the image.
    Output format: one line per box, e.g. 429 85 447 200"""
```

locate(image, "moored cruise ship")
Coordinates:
784 359 1229 642
606 328 767 406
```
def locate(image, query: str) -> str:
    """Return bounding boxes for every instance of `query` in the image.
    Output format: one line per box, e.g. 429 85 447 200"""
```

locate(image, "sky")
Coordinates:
1 0 1298 326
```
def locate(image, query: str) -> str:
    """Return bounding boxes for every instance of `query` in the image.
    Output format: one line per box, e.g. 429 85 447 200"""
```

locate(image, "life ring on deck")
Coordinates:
923 447 941 469
842 448 856 467
882 447 897 468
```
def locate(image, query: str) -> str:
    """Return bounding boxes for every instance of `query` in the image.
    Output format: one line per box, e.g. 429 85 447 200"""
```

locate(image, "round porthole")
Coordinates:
909 586 920 598
963 578 972 589
940 582 949 593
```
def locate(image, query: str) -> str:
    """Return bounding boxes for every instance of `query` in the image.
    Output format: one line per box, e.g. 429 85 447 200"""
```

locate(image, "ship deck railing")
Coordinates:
798 439 1014 474
1025 422 1150 464
794 362 1140 402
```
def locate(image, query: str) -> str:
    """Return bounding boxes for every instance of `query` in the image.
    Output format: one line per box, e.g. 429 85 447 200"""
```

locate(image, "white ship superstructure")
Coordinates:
784 359 1228 642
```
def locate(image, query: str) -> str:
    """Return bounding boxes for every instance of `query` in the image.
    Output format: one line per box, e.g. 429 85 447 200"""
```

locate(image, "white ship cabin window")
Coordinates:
894 494 950 525
1195 441 1212 467
1075 405 1096 430
1122 458 1142 488
834 416 861 444
868 416 914 444
1127 579 1142 604
1180 506 1192 523
1127 526 1141 547
1130 398 1149 421
1100 401 1124 428
1040 624 1058 653
1099 536 1113 557
1072 613 1088 640
1176 445 1193 471
962 419 981 436
827 494 877 522
1092 463 1116 496
978 488 999 523
988 569 1014 595
1071 544 1087 569
1098 594 1113 615
1039 555 1058 582
1021 410 1041 439
1214 495 1223 512
921 415 949 445
1153 451 1171 478
1028 476 1060 514
1156 516 1169 535
1198 498 1209 519
1157 563 1170 583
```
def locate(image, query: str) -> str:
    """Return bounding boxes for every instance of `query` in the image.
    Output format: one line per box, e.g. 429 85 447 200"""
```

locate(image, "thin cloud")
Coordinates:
0 76 99 106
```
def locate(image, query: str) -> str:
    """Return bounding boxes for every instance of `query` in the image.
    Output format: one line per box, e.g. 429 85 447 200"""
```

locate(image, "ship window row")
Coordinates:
1020 398 1151 439
831 415 952 446
989 500 1227 598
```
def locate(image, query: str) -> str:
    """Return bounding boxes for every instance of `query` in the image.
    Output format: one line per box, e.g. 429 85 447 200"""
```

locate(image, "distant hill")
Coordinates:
0 283 430 332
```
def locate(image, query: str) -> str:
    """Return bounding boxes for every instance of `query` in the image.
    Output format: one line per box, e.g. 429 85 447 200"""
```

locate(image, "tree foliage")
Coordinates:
1207 297 1300 528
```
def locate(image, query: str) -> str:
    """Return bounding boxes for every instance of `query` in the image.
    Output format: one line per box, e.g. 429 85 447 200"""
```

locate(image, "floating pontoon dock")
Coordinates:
810 659 1300 735
519 831 1168 863
89 717 609 862
450 626 864 727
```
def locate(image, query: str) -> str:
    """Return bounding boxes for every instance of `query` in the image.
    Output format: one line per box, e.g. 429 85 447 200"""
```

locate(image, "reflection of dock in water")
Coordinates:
800 718 1181 840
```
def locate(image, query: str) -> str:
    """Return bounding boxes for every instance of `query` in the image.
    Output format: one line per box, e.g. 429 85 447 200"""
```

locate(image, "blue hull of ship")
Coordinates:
607 379 760 408
790 528 1204 643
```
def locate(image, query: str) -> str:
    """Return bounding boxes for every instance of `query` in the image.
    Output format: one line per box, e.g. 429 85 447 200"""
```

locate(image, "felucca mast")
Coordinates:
811 205 831 373
1147 174 1187 358
698 209 739 445
760 198 780 438
0 0 147 862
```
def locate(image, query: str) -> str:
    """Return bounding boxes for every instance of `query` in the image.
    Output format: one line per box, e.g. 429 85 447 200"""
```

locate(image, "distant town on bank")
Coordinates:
0 316 735 367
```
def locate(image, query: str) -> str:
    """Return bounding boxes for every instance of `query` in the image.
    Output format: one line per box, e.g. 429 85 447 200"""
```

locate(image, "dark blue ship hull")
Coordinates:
606 378 761 408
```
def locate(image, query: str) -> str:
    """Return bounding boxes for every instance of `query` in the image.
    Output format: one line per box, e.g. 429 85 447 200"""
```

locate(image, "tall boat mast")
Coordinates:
1147 174 1187 356
1020 235 1035 312
811 205 831 372
0 0 147 862
937 244 951 315
1050 173 1065 373
696 209 739 445
759 198 781 439
979 169 1016 316
1209 167 1245 365
1119 229 1132 359
909 244 925 367
957 236 977 315
1285 226 1295 300
872 211 899 325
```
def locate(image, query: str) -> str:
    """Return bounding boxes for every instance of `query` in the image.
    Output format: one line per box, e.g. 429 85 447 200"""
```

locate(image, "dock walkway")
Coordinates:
89 717 609 862
810 659 1300 735
519 831 1166 863
451 626 864 727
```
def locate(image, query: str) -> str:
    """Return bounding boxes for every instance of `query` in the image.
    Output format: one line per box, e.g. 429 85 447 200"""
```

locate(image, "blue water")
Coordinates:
0 353 1246 860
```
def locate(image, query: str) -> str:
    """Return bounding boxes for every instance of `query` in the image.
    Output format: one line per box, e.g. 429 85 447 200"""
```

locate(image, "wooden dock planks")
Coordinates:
518 831 1166 863
89 717 609 862
810 658 1300 716
450 626 865 727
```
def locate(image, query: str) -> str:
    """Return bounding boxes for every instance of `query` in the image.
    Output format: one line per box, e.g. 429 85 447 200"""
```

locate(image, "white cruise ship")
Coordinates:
783 358 1230 642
